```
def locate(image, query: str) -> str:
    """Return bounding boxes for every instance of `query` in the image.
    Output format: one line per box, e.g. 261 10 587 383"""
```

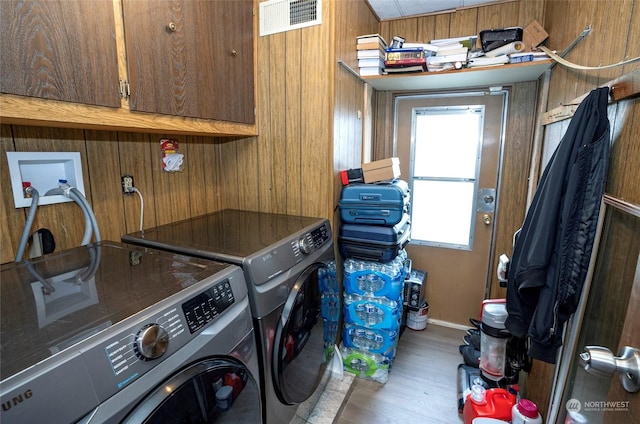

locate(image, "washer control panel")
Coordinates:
249 221 332 286
80 268 245 403
293 222 331 256
182 279 235 334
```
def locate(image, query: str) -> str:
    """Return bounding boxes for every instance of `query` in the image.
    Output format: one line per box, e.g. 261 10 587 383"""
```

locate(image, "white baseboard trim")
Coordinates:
427 318 471 331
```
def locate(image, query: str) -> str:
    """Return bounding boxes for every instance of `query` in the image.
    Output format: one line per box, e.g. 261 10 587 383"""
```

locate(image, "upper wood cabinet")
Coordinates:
0 0 120 108
0 0 257 136
122 0 255 124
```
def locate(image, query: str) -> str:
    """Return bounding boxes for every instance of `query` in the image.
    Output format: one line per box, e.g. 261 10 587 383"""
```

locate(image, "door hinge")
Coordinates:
119 80 130 100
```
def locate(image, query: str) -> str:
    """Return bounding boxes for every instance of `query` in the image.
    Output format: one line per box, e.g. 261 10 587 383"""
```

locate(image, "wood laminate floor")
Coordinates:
336 324 468 424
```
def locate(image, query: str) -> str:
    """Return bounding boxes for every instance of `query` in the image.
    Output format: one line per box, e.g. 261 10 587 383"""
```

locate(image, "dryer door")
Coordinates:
123 358 261 423
273 263 334 404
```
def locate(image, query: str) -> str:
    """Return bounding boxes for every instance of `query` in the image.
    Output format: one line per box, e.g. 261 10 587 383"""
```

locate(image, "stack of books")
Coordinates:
425 37 473 72
383 47 428 74
357 34 387 76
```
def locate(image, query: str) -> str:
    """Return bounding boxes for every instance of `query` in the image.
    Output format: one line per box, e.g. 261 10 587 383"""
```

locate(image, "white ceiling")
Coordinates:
366 0 509 21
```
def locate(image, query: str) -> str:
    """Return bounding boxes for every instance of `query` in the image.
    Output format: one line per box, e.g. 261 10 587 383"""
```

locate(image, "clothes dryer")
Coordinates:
123 209 338 424
0 241 261 424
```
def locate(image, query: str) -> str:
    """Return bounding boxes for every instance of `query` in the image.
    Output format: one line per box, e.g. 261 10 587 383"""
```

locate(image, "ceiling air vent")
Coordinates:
259 0 321 36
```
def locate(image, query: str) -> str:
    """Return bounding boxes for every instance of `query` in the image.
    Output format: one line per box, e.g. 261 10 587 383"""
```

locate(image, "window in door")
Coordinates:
410 106 484 250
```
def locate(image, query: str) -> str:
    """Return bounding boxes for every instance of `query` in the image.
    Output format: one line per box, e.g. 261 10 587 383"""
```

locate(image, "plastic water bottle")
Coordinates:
512 399 543 424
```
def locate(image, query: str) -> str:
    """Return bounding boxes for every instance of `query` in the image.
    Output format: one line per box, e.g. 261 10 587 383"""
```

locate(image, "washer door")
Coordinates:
123 358 261 423
273 263 330 404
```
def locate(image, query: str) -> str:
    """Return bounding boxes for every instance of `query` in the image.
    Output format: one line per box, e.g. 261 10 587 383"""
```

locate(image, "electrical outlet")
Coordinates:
121 175 134 194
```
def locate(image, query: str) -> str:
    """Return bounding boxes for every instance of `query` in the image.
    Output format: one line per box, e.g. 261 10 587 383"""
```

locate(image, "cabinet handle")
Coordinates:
167 22 177 32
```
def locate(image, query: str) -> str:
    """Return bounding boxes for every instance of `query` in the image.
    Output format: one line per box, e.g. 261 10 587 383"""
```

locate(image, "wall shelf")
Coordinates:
339 59 553 91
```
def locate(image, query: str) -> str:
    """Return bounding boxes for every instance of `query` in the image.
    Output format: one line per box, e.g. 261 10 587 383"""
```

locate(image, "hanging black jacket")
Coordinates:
505 87 610 363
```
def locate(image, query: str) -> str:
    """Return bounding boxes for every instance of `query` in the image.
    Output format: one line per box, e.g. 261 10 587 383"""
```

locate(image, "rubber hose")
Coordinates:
15 188 40 262
47 187 93 245
70 188 101 242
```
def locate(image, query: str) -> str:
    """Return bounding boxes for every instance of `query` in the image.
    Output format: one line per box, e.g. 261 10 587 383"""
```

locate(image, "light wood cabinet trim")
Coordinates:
112 0 130 110
0 94 257 137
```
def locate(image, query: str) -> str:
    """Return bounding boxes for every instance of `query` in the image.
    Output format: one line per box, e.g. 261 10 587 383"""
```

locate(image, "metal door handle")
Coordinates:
580 345 640 393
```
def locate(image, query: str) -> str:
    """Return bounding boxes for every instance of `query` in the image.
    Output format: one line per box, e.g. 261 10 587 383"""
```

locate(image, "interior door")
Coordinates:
395 91 506 326
553 195 640 423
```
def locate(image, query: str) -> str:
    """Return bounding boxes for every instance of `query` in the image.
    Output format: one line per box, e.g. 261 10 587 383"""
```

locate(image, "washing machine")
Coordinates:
122 209 338 424
0 241 261 424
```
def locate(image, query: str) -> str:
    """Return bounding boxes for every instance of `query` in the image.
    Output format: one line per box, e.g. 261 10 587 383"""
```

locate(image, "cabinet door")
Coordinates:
0 0 120 108
122 0 255 124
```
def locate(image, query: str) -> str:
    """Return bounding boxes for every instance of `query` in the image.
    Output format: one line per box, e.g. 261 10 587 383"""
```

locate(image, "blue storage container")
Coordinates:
339 214 411 262
339 180 410 226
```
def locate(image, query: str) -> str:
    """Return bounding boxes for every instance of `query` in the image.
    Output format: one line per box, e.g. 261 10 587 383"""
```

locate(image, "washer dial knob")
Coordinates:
298 236 313 254
135 324 169 360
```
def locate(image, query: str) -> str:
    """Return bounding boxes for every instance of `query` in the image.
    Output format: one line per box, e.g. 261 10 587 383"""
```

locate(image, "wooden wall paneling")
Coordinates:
148 134 192 225
545 1 634 108
216 139 241 210
525 360 555 415
476 1 521 32
623 3 640 76
433 13 453 40
489 81 538 300
184 135 220 217
372 90 393 161
266 31 288 213
415 15 437 45
301 10 333 219
234 137 261 212
149 134 184 225
285 29 303 216
1 125 24 264
607 98 640 204
116 131 157 233
516 0 546 28
390 17 419 44
11 126 89 253
333 73 350 177
84 130 127 242
334 0 378 69
449 8 478 43
256 19 273 214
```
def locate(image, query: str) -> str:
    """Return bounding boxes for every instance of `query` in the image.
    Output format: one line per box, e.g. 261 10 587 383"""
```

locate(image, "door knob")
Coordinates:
580 345 640 393
482 214 492 225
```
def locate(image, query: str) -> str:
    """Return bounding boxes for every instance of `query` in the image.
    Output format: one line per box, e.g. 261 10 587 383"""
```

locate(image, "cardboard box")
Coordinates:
523 20 548 51
362 157 400 183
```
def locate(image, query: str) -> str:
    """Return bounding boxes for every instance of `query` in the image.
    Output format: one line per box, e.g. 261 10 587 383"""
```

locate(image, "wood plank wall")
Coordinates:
0 125 235 263
333 0 380 216
520 0 640 416
1 0 375 265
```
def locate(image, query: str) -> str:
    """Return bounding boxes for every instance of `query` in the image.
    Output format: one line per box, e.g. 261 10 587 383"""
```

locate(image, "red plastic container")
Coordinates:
463 385 517 424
